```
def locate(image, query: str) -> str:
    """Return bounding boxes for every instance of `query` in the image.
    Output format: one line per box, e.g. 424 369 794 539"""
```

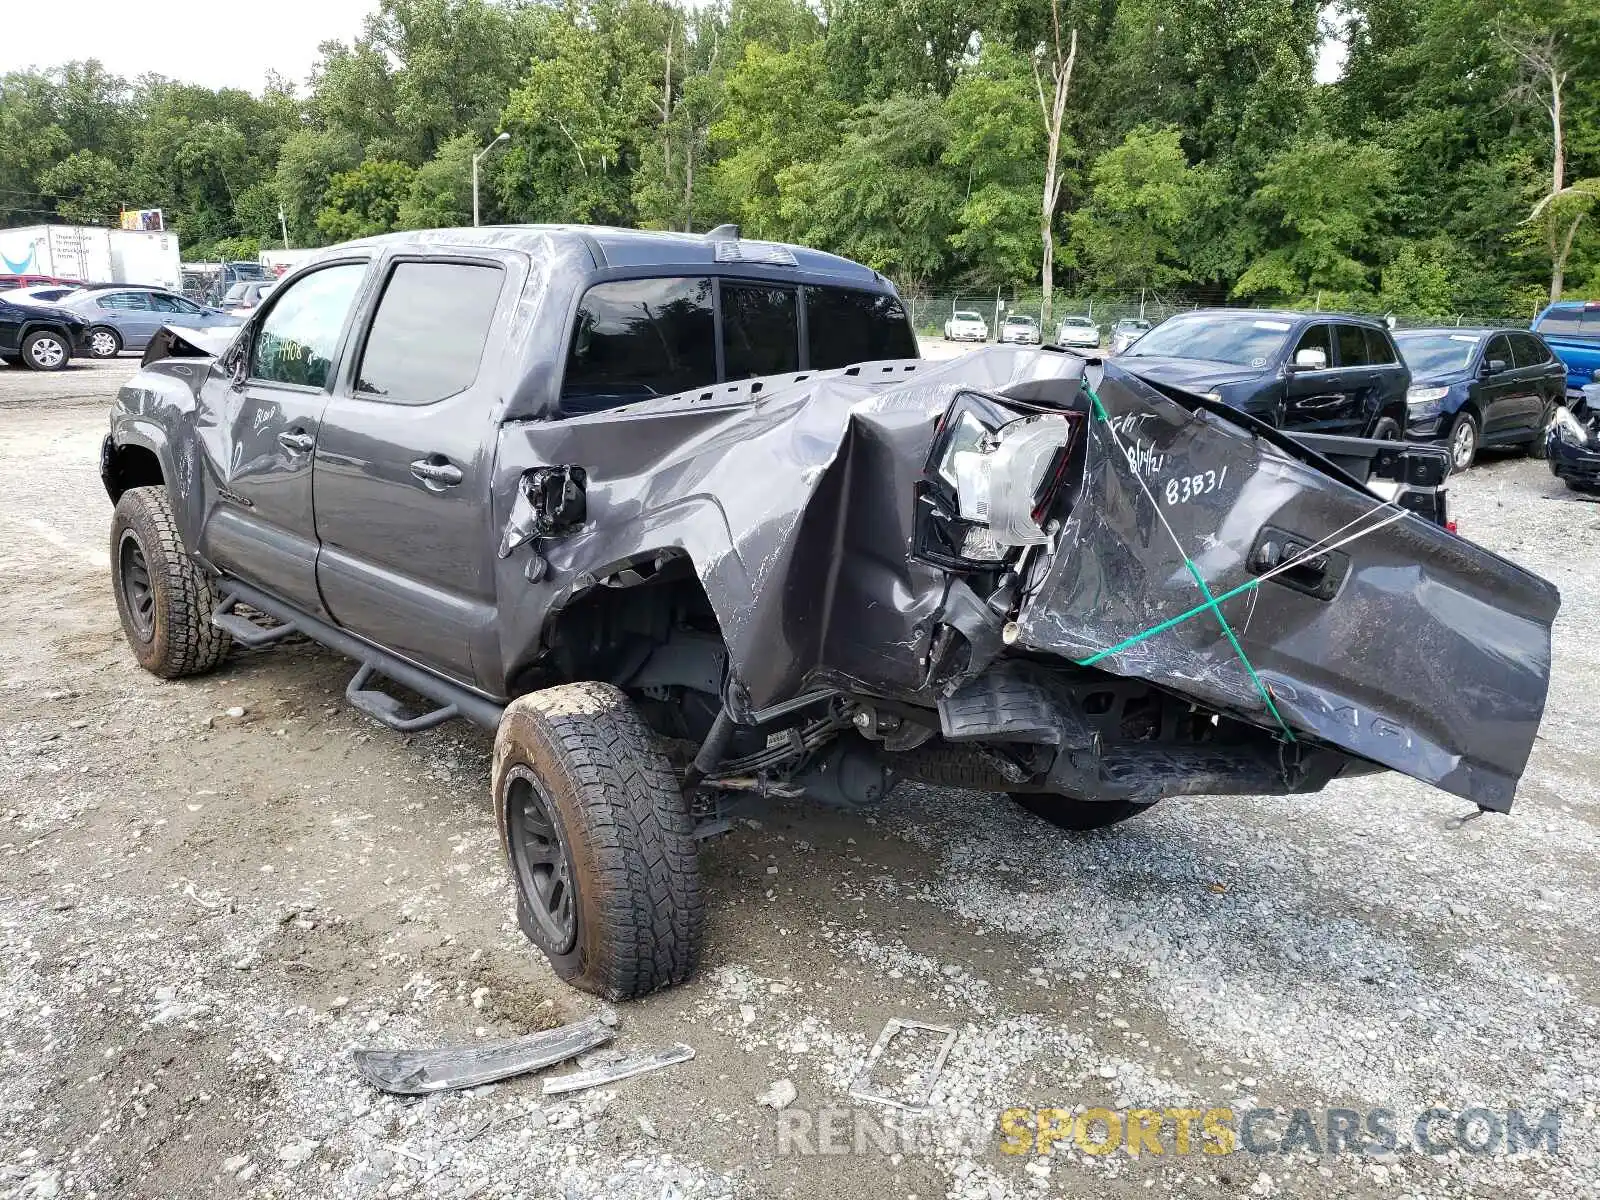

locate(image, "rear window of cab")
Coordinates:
1535 307 1600 340
560 277 916 415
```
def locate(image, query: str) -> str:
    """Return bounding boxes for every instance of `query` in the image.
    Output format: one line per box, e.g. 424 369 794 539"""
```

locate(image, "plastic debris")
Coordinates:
848 1018 957 1112
541 1042 695 1096
353 1016 612 1095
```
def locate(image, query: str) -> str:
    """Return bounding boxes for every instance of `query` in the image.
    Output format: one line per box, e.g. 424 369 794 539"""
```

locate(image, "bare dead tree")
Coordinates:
1505 31 1599 302
1033 0 1077 330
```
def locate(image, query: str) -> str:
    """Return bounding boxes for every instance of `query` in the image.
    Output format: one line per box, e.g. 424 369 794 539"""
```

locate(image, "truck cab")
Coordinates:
1532 301 1600 399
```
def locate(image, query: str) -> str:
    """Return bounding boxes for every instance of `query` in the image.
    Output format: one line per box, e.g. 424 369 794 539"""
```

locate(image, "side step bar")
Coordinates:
212 591 300 648
211 579 506 732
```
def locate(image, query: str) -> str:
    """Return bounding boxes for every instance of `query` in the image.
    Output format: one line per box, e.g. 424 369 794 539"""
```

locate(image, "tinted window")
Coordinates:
562 277 716 413
1364 327 1397 364
1335 324 1370 367
722 283 798 378
1534 309 1593 339
1127 313 1293 367
1484 334 1511 368
250 262 366 389
1291 323 1332 365
1509 332 1550 368
355 262 504 405
805 287 917 369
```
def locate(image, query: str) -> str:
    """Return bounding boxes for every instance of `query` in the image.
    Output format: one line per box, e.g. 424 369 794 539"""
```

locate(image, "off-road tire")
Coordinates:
21 329 69 371
110 486 230 678
493 682 702 1000
1009 793 1152 831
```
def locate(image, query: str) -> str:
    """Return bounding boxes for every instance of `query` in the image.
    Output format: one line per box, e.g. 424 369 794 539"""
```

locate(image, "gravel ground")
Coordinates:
1 355 1597 1200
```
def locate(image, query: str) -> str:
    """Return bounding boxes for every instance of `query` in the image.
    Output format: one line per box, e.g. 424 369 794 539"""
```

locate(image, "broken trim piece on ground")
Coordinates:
353 1016 612 1095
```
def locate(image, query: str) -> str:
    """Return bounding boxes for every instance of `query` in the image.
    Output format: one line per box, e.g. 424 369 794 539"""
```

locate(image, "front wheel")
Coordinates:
86 326 122 359
1010 792 1154 831
1446 412 1478 473
21 329 69 371
110 486 231 678
492 682 703 1000
1370 416 1402 440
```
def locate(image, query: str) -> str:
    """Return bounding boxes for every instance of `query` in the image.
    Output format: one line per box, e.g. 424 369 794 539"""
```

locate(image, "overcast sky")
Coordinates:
0 0 375 93
1 0 1349 94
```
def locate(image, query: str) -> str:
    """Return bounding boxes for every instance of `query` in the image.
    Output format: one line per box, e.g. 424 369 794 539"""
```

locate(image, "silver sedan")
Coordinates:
57 287 242 358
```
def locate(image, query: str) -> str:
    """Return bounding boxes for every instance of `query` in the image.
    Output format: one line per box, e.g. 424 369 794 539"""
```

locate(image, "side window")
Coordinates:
561 277 716 414
1335 324 1370 367
805 287 918 369
1510 333 1548 368
355 262 504 405
1484 334 1511 368
721 283 798 379
150 294 184 313
100 292 142 310
249 263 367 389
169 295 205 315
1364 327 1397 365
1292 323 1332 365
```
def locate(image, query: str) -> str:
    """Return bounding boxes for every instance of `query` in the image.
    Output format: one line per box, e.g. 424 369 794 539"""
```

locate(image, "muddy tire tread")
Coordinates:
494 682 702 1000
112 486 229 678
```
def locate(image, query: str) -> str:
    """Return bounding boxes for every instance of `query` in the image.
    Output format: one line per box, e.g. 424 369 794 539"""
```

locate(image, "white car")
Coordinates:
944 310 989 342
1109 318 1152 355
999 315 1040 345
0 284 81 305
1054 316 1100 349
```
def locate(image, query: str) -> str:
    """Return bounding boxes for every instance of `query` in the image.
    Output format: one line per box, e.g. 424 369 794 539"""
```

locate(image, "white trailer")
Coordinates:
108 229 183 290
0 224 183 289
0 225 113 281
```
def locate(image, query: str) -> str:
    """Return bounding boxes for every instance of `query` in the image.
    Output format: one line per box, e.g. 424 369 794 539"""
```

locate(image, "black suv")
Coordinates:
0 293 90 371
1120 309 1411 438
99 227 1556 1000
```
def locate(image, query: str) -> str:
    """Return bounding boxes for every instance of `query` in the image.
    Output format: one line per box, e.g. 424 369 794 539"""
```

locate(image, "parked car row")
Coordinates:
0 282 243 368
1091 303 1599 485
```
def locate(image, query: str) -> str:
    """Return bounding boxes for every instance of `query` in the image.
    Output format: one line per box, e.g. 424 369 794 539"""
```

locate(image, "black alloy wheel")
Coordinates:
504 764 579 955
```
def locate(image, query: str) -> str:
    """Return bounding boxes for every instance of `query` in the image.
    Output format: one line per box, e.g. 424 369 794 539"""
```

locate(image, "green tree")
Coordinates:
398 134 477 228
37 151 126 226
317 159 416 241
1071 125 1197 294
778 93 960 285
1234 136 1397 302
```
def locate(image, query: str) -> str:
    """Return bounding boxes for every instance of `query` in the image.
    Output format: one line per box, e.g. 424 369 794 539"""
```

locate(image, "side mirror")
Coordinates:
1291 347 1328 371
1483 358 1508 376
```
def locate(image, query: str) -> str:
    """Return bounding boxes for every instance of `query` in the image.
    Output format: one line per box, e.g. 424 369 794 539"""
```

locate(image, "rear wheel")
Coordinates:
1010 793 1153 831
21 329 69 371
1446 412 1478 473
86 326 122 359
492 682 702 1000
110 486 230 678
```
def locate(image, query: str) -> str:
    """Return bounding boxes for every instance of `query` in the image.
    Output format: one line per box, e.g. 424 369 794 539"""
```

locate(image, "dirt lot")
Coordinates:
1 357 1597 1200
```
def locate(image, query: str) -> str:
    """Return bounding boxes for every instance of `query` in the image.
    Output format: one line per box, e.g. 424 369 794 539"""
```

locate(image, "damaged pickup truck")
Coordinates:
101 226 1560 1000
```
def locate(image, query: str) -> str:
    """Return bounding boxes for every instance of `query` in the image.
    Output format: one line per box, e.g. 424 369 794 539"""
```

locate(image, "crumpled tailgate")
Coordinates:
1014 364 1560 811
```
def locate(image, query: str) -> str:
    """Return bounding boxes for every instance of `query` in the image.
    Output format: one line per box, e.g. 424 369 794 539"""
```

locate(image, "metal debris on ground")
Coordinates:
352 1016 612 1095
541 1043 696 1096
848 1018 958 1112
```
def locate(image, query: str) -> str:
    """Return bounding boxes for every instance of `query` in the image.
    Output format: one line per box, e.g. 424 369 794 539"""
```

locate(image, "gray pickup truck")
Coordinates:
101 225 1560 1000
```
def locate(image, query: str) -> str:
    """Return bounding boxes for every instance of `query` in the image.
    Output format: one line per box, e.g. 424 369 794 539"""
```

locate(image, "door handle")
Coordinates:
277 430 314 455
411 457 464 487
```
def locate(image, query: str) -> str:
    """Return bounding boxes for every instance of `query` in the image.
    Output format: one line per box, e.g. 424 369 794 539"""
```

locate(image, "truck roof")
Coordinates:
332 224 891 289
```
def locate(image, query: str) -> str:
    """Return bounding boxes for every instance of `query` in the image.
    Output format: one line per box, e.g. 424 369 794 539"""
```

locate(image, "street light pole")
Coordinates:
473 132 511 227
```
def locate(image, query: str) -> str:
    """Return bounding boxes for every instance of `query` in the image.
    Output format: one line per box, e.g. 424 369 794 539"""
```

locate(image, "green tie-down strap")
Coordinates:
1078 385 1297 742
